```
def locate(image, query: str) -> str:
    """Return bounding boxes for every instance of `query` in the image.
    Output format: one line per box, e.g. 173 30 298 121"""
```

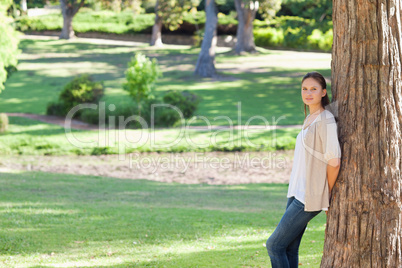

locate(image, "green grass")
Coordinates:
0 116 300 156
2 38 331 126
0 171 326 267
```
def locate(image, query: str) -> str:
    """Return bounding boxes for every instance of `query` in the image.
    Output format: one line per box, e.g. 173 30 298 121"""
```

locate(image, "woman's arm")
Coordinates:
327 158 341 193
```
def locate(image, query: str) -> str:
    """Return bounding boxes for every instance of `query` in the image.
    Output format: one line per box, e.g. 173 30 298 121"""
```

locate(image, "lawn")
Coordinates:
0 171 326 267
0 37 331 155
1 37 332 126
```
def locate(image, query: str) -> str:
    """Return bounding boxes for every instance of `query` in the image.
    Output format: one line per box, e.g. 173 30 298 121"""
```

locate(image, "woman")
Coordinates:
265 71 341 268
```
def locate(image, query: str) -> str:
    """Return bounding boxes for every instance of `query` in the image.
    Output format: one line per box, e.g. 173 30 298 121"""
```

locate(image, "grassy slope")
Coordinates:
0 171 326 267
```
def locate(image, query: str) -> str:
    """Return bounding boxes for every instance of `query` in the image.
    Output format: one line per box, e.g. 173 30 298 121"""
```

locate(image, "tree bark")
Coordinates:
321 1 402 267
194 0 217 77
59 0 84 40
234 0 258 54
150 0 163 47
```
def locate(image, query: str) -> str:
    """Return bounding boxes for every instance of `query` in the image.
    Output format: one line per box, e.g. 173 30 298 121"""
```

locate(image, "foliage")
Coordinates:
156 0 198 31
199 0 281 19
253 27 284 47
253 16 333 51
258 0 282 20
11 0 59 9
307 28 333 51
15 11 155 34
46 101 68 117
60 74 104 108
0 0 20 92
0 113 9 133
162 90 201 119
47 74 104 118
278 0 332 26
80 98 183 128
85 0 143 12
123 53 162 116
198 0 235 14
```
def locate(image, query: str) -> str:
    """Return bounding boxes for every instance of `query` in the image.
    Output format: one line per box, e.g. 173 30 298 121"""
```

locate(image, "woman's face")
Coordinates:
301 78 327 107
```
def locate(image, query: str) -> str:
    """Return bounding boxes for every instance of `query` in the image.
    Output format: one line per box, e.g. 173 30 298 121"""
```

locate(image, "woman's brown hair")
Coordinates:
302 71 330 117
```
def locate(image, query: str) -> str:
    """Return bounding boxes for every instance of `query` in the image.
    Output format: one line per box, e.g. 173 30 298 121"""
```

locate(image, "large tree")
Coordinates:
59 0 85 39
321 0 402 267
194 0 217 77
234 0 281 54
150 0 195 46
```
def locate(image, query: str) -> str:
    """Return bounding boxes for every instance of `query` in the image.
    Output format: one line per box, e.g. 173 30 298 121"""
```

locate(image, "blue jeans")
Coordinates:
266 197 321 268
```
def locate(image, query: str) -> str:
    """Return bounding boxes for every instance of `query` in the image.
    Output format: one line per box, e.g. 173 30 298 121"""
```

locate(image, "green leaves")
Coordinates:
123 53 162 108
0 1 20 93
157 0 197 31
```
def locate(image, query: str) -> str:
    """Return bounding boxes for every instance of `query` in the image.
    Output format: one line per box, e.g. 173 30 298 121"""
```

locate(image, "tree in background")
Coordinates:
234 0 281 54
151 0 197 46
0 0 20 92
59 0 85 39
321 0 402 266
194 0 217 77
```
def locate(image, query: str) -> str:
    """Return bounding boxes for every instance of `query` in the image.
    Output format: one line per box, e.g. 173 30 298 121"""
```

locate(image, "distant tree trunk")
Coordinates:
194 0 217 77
21 0 27 13
321 0 402 267
234 0 258 54
59 0 85 40
150 0 163 47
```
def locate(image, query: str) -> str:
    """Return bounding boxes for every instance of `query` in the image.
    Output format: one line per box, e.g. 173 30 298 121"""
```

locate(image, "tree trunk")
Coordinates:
60 12 75 39
234 0 258 54
151 0 163 47
21 0 27 13
321 1 402 267
59 0 84 40
194 0 217 77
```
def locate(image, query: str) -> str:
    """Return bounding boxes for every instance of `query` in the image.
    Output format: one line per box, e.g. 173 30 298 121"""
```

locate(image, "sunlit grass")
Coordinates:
0 171 326 267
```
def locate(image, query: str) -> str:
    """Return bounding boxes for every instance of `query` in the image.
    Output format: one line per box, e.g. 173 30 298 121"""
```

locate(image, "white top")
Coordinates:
287 110 339 211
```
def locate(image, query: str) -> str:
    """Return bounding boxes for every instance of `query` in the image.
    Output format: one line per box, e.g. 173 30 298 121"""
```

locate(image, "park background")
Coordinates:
1 0 333 267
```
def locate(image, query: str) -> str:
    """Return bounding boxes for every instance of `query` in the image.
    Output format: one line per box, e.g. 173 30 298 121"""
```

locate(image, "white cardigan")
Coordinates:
288 109 342 211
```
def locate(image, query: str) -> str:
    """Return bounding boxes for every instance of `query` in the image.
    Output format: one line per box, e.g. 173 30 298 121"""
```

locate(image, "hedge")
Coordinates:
15 10 333 52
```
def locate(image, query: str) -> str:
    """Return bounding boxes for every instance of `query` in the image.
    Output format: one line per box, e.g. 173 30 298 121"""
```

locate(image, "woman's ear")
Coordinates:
322 89 327 97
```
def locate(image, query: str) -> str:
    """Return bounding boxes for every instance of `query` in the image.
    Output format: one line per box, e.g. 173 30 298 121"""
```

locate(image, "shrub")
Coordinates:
123 53 162 117
47 74 104 118
79 98 182 129
254 27 284 47
59 74 104 117
307 28 333 51
157 108 182 127
80 107 100 125
0 113 8 133
46 101 68 117
15 14 62 32
162 90 201 119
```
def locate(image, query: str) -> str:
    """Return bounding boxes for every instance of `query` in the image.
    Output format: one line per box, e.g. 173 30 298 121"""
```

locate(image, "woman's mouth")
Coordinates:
306 98 313 100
